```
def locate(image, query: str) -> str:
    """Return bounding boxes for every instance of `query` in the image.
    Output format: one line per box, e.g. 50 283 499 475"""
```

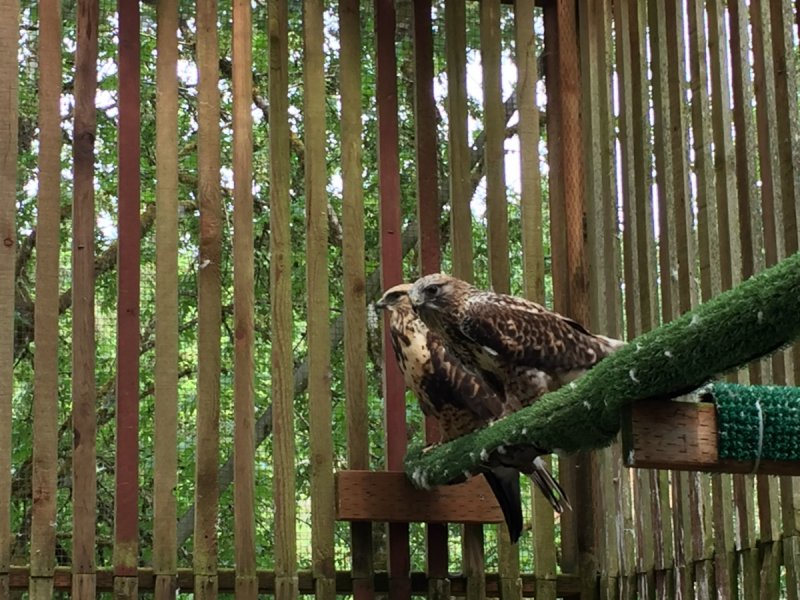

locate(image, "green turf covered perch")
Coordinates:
403 251 800 489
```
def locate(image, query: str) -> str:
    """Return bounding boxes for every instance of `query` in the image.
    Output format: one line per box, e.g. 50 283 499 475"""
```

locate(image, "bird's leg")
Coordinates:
422 441 442 454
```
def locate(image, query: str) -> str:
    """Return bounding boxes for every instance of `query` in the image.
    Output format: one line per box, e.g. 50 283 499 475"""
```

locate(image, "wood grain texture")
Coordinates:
269 2 298 599
445 0 473 282
195 0 222 580
339 0 374 597
72 0 99 586
115 0 142 582
153 0 179 591
232 0 256 596
303 1 335 599
30 0 61 591
0 0 18 583
7 566 583 596
335 471 504 523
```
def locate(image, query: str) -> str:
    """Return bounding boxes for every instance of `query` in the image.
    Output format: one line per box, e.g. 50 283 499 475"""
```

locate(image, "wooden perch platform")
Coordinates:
621 399 800 476
334 470 504 524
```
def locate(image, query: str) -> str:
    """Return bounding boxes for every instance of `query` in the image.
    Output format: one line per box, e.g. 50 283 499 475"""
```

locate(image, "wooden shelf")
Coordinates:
334 470 505 524
620 399 800 476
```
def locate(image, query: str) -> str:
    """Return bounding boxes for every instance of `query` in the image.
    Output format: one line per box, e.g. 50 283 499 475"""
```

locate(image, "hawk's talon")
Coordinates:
422 442 442 454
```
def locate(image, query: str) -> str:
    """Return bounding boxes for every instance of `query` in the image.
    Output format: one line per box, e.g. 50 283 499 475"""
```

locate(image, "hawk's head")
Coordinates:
375 283 414 313
408 274 473 319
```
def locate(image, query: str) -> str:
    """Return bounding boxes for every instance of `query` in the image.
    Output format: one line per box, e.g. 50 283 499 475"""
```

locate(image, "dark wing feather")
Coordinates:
459 294 612 371
423 332 504 421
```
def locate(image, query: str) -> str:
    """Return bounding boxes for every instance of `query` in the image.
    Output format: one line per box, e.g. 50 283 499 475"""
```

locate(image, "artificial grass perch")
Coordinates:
404 251 800 489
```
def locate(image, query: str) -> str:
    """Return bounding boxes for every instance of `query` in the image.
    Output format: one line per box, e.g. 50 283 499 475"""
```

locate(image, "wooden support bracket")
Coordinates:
621 399 800 476
334 470 504 524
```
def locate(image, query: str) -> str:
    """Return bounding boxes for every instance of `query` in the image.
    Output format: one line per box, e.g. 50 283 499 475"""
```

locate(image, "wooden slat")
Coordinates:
480 2 520 596
446 0 473 280
8 566 583 596
376 2 411 599
232 0 256 596
116 0 141 593
335 471 505 523
72 0 99 598
705 0 742 595
727 0 766 591
412 1 448 596
0 0 19 592
153 0 179 596
29 1 61 599
269 1 297 599
195 0 222 595
303 2 335 599
514 3 555 599
622 400 800 476
339 0 374 598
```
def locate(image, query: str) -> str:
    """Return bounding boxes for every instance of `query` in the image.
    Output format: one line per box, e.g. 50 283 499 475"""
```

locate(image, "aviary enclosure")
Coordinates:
2 0 800 596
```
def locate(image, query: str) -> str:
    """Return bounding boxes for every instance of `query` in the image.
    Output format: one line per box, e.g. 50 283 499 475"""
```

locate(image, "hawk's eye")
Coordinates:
424 284 440 299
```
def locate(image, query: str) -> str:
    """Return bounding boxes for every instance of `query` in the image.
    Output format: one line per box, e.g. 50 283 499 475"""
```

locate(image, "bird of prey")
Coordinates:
376 283 568 544
407 273 626 413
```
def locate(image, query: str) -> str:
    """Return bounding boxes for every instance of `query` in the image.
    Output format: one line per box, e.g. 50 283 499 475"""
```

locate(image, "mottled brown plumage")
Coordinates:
376 283 569 544
407 273 626 413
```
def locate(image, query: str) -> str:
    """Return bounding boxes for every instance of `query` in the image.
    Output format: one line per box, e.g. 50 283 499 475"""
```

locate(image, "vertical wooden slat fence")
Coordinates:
6 0 800 598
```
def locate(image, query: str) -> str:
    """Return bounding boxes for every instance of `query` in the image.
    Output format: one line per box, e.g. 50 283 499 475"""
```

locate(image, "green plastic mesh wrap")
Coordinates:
703 382 800 462
404 251 800 489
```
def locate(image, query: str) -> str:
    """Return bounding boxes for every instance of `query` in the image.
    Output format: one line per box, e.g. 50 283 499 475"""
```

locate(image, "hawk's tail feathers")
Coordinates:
482 469 524 545
528 456 571 514
596 334 627 352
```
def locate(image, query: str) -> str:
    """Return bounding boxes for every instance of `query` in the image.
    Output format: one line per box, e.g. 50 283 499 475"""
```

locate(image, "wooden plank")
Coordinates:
335 471 505 523
480 2 519 595
269 1 297 599
232 0 256 596
621 400 800 476
412 0 448 595
515 3 555 599
153 0 179 595
30 0 61 597
0 0 18 590
339 0 374 598
115 577 138 600
72 1 99 598
446 0 473 280
728 0 767 592
376 3 411 599
9 566 583 596
303 1 335 599
195 0 222 593
115 0 142 589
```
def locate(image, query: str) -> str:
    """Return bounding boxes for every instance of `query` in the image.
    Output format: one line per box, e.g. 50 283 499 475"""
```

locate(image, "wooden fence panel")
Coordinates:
195 0 223 594
154 0 180 595
0 0 20 596
29 2 61 599
72 0 100 596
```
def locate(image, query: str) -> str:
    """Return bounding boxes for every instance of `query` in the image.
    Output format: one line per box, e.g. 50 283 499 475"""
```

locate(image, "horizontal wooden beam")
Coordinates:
621 400 800 476
335 470 505 523
7 567 581 597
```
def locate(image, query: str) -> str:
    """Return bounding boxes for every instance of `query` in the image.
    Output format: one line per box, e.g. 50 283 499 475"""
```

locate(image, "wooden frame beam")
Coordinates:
621 400 800 476
334 471 504 524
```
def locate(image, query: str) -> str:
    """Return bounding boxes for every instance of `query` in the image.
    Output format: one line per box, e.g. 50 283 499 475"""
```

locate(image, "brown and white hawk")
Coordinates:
407 273 626 414
376 283 568 544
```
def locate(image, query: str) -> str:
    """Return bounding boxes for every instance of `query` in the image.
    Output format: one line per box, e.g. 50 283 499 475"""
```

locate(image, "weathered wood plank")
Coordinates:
269 1 297 599
304 1 335 599
30 1 61 597
72 2 99 598
232 0 257 597
0 0 18 587
195 0 222 588
335 471 505 523
340 0 374 598
153 0 179 595
446 0 473 280
115 0 142 589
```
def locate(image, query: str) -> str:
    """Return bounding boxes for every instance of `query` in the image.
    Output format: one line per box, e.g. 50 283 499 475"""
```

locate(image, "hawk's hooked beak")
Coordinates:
374 298 387 310
407 287 421 307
